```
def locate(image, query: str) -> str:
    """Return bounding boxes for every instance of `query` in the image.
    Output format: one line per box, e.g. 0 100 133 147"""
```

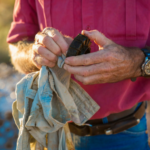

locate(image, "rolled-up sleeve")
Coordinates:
7 0 39 43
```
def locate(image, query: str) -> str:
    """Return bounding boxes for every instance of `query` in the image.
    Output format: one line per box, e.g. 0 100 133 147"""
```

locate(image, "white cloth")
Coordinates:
12 56 100 150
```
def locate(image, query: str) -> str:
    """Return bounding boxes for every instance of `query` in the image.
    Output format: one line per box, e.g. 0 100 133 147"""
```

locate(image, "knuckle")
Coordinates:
82 70 89 77
42 59 49 66
106 67 111 73
93 30 99 35
51 55 57 62
62 43 69 51
105 65 113 73
52 33 59 42
104 53 112 61
111 45 118 51
83 57 90 65
43 27 53 32
49 63 56 68
106 55 112 61
55 47 61 55
42 35 49 45
37 46 42 54
43 27 57 37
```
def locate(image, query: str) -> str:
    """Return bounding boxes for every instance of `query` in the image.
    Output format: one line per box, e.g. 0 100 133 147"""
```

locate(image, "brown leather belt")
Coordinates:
69 102 146 136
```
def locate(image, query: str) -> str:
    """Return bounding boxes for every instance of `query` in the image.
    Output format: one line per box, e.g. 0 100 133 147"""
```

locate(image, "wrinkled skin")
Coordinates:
32 27 73 69
64 30 145 85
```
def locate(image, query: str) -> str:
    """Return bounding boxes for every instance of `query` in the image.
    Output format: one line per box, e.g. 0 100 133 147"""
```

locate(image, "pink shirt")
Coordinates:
7 0 150 119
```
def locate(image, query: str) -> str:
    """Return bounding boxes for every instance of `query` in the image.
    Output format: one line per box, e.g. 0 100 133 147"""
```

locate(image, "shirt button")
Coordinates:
86 25 91 30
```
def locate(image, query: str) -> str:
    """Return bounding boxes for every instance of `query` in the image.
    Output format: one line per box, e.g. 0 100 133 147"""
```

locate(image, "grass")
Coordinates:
0 0 15 63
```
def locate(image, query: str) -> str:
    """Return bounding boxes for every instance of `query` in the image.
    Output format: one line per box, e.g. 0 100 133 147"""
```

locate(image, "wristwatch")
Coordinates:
141 48 150 76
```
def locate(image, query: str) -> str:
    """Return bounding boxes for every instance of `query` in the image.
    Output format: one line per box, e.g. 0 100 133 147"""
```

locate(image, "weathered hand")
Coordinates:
32 27 73 69
64 30 145 85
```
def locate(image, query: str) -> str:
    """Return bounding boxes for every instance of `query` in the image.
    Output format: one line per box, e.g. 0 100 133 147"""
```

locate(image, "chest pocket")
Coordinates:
103 0 150 41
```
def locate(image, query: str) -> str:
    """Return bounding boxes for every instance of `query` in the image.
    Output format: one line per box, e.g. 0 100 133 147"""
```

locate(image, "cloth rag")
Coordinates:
12 55 100 150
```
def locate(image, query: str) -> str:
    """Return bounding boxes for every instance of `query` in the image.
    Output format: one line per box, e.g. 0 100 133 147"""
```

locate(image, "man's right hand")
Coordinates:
32 27 73 69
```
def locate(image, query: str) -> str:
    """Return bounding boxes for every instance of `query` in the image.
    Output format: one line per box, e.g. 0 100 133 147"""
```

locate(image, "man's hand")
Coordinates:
64 30 145 85
32 27 73 69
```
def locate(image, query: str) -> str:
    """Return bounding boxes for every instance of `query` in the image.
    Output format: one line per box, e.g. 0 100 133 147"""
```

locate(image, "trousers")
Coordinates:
72 113 150 150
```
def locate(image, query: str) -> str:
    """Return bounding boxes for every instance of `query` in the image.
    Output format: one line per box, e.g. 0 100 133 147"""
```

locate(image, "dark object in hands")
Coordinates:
66 34 91 57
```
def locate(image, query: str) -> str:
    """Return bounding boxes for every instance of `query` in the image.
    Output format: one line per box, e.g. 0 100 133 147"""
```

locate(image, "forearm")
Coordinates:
9 41 39 74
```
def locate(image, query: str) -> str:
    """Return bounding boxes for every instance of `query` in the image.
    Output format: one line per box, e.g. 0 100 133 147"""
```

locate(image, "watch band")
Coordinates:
141 48 150 77
141 48 150 58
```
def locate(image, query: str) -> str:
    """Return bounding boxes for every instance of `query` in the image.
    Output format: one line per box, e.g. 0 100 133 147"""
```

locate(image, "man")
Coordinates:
7 0 150 149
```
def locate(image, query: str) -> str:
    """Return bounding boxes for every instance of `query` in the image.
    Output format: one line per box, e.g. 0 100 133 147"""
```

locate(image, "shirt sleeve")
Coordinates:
7 0 39 43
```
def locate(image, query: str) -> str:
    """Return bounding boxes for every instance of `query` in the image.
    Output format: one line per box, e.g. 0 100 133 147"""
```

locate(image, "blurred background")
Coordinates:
0 0 23 149
0 0 150 150
0 0 14 63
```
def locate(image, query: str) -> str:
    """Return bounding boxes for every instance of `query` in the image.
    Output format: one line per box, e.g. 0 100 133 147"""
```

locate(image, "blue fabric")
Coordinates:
72 113 150 150
102 117 108 124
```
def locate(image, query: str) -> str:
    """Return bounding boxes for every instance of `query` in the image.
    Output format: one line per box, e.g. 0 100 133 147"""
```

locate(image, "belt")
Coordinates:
69 102 146 136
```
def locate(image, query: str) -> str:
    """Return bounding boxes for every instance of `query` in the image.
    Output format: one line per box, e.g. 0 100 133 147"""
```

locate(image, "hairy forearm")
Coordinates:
9 41 39 74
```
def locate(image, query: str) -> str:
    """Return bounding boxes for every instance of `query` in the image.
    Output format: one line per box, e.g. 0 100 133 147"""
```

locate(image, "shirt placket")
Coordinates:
82 0 95 52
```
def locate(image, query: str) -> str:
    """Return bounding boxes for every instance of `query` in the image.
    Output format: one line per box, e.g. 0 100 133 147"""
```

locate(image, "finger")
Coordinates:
63 62 112 76
43 28 69 55
74 74 108 85
81 30 113 47
35 33 61 56
32 55 42 69
63 35 73 46
33 55 56 68
33 44 58 63
65 51 105 66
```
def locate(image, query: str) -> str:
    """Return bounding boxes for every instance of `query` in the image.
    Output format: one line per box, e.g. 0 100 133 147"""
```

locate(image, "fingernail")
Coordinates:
83 30 89 35
81 30 85 35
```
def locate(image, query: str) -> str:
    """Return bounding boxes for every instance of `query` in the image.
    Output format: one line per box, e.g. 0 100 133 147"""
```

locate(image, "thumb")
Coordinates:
81 30 113 47
63 35 73 46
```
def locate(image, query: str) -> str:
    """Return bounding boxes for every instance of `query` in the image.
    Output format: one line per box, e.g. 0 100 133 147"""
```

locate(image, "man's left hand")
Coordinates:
64 30 145 85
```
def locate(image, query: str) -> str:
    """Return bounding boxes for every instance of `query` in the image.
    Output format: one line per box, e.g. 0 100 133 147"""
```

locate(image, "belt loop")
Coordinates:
102 117 108 124
126 0 136 40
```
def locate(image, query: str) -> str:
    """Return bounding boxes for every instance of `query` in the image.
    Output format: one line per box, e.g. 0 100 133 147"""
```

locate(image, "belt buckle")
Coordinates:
105 128 113 135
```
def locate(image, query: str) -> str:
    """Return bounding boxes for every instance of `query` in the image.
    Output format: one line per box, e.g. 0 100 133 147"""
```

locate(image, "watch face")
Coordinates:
145 60 150 75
